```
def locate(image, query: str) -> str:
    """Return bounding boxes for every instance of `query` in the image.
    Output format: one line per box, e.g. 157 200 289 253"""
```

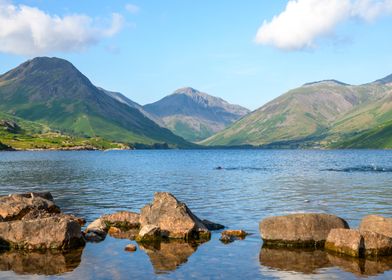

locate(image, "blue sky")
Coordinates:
0 0 392 110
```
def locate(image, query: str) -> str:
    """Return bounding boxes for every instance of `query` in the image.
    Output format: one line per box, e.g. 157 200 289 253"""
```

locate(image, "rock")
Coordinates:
325 229 392 258
362 231 392 257
0 120 22 134
108 226 121 235
139 192 210 240
0 193 60 221
202 219 224 230
259 213 349 248
101 211 140 229
0 215 85 250
136 225 161 242
0 248 83 275
84 218 108 241
325 229 364 257
220 230 248 244
259 247 332 274
139 240 198 273
124 244 137 252
360 215 392 238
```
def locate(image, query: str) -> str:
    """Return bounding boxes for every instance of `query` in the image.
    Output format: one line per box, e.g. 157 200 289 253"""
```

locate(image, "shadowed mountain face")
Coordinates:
143 87 249 142
202 77 392 148
0 57 191 147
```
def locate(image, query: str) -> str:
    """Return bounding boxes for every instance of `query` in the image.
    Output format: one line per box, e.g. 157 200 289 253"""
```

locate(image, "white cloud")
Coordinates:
0 1 124 56
125 3 140 14
255 0 392 51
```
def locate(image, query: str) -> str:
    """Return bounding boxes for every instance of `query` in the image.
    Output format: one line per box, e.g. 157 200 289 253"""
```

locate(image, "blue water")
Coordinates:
0 150 391 279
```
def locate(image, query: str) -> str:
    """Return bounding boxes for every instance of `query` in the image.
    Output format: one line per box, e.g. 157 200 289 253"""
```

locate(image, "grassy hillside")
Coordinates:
202 80 392 148
0 111 127 150
0 57 192 148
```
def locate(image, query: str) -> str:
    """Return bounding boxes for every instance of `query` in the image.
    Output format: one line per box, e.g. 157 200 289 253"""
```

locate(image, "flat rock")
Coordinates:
140 192 210 240
259 213 349 248
360 215 392 238
0 215 85 250
0 193 60 221
101 211 140 229
362 231 392 257
325 229 363 257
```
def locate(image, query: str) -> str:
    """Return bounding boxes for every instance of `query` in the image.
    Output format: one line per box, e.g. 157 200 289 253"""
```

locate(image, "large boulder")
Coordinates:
0 215 85 250
325 229 363 257
139 192 210 240
0 193 60 222
259 213 349 248
360 215 392 238
84 218 109 242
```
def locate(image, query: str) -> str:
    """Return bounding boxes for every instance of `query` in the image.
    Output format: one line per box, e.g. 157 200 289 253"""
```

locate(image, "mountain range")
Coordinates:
201 77 392 148
1 56 392 150
0 57 191 149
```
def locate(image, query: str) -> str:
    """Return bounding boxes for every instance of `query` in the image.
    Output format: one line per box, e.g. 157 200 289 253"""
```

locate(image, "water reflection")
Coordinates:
139 240 200 274
0 248 83 275
328 253 392 277
260 246 392 277
259 247 331 274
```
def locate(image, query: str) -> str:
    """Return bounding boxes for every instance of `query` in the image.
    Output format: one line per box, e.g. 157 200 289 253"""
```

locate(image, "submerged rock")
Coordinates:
360 215 392 238
139 192 210 241
259 213 349 248
0 215 85 250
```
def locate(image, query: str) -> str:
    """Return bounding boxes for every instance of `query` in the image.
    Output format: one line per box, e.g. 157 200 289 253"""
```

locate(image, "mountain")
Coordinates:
143 87 250 142
0 57 192 148
201 77 392 148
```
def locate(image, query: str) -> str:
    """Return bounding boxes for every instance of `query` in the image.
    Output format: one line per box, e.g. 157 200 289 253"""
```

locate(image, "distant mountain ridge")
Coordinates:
143 87 249 142
202 74 392 148
0 57 192 148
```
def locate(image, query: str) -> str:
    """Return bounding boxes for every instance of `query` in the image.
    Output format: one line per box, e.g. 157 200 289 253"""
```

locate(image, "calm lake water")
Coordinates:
0 150 391 280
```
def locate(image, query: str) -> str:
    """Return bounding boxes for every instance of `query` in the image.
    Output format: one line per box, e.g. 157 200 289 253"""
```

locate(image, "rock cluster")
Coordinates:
0 192 85 250
84 192 223 244
259 213 392 259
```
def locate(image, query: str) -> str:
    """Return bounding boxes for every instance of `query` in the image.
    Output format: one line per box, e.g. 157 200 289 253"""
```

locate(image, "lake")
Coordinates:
0 150 391 279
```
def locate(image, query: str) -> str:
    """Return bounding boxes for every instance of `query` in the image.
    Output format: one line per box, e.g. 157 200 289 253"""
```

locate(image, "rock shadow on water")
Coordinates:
138 240 200 274
259 246 392 277
0 248 83 275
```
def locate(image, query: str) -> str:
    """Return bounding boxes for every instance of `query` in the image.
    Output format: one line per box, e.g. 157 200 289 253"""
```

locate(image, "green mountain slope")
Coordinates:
202 79 392 148
0 57 192 148
144 87 249 142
